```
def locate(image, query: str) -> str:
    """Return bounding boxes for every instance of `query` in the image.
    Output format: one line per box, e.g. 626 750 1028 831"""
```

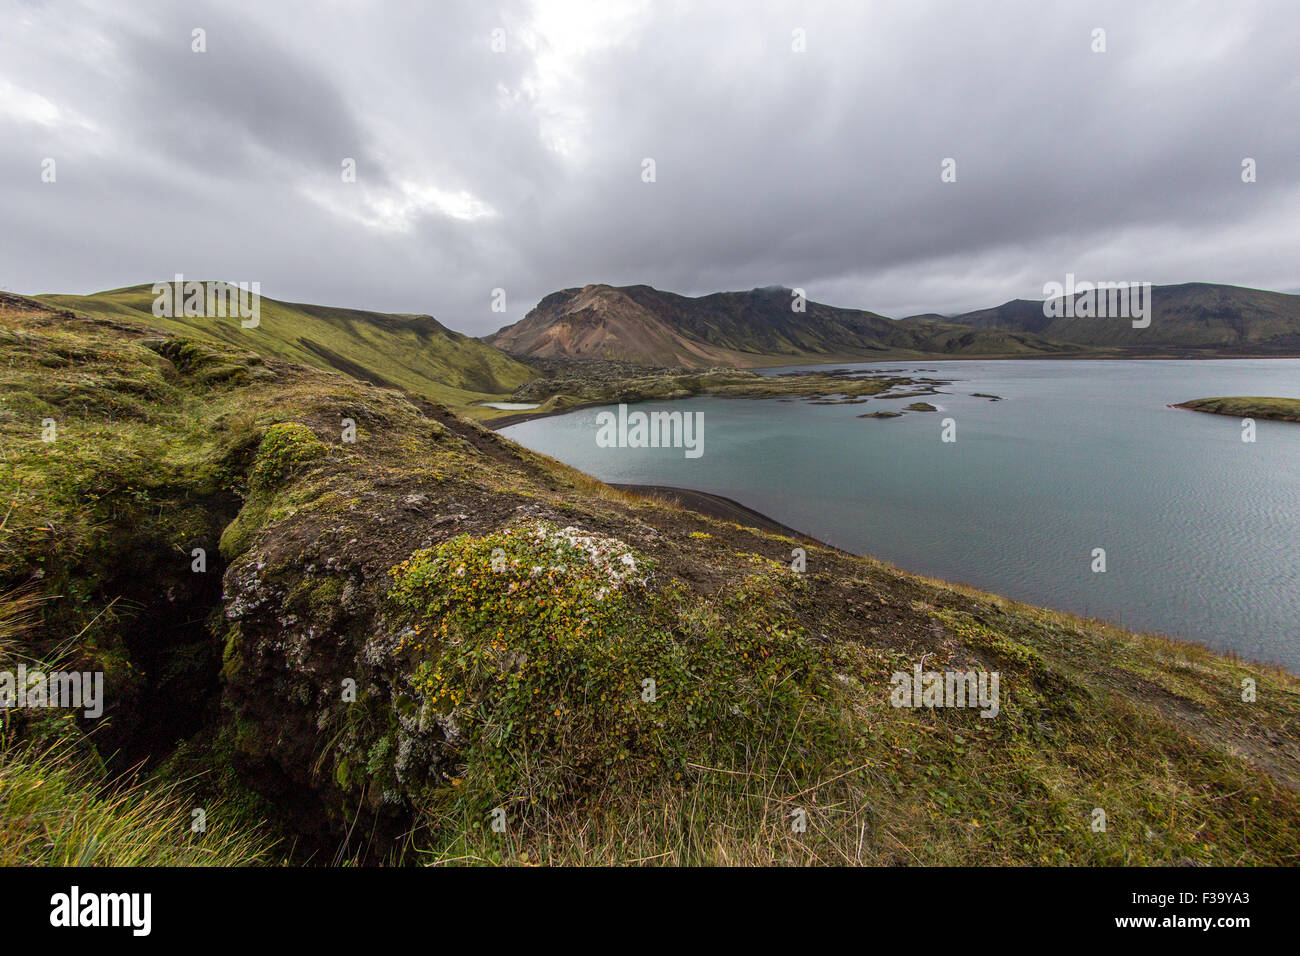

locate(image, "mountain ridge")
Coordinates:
488 282 1079 367
37 283 537 406
489 281 1300 366
906 282 1300 352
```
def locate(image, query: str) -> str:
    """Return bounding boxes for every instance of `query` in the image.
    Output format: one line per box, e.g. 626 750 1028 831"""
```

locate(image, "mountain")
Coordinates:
488 283 1076 367
492 281 1300 368
38 283 536 406
929 283 1300 353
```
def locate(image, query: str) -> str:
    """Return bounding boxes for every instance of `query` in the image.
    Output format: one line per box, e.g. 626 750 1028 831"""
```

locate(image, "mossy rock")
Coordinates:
145 336 257 386
249 423 328 490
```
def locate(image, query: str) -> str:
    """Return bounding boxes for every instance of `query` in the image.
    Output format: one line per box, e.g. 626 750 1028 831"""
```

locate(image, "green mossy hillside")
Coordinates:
38 284 537 409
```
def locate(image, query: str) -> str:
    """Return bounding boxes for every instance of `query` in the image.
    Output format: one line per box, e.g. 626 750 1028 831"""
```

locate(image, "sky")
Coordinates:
2 0 1297 335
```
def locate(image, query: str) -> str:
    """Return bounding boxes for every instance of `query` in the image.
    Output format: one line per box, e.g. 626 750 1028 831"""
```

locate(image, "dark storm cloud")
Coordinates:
1 0 1297 333
114 9 387 181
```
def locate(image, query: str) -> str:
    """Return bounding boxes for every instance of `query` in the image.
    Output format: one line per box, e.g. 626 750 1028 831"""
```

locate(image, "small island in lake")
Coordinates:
1175 396 1300 423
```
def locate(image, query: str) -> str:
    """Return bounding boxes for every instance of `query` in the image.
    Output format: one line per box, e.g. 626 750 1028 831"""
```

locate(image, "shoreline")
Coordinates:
481 353 1300 430
608 483 835 546
612 482 1292 673
483 401 605 431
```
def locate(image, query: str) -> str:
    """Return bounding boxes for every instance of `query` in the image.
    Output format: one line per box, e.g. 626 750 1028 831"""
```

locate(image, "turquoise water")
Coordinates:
501 360 1300 671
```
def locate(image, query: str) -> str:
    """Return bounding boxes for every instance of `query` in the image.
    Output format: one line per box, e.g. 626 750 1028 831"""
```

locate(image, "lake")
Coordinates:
501 359 1300 671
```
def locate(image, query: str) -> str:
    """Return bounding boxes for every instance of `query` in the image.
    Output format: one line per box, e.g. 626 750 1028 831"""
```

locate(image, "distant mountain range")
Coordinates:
486 284 1076 367
911 282 1300 352
489 282 1300 368
36 280 1300 412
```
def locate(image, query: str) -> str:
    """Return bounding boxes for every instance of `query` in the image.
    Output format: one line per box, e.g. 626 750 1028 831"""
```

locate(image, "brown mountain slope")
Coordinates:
487 284 750 366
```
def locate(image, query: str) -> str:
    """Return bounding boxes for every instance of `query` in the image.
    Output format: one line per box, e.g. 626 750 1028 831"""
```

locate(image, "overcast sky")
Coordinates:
2 0 1297 334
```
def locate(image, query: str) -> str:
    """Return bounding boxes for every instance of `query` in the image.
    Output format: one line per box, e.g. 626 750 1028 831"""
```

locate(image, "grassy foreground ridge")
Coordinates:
2 294 1298 866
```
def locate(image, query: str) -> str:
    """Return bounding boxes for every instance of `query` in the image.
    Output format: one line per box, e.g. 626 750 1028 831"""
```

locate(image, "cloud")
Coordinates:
1 0 1297 332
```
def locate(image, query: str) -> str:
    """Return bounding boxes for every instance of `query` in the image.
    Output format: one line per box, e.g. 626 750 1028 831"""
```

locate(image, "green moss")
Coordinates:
220 623 246 683
285 575 347 629
939 610 1045 670
146 336 258 386
383 523 838 817
248 422 328 490
218 496 272 561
